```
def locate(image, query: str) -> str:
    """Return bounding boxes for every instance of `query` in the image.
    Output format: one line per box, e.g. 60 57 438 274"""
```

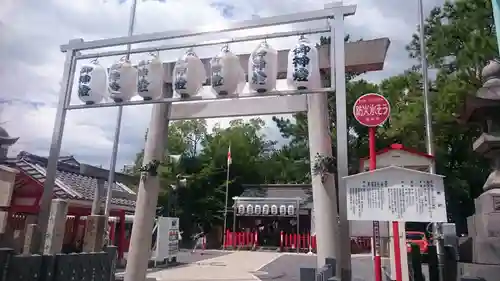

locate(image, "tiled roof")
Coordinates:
14 152 136 208
239 184 313 209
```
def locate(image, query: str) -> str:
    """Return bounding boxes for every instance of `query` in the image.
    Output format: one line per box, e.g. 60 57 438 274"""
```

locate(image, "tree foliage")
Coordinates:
126 0 495 235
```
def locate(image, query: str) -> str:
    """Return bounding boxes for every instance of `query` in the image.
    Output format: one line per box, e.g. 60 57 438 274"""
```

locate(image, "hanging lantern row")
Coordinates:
237 204 296 216
77 36 320 105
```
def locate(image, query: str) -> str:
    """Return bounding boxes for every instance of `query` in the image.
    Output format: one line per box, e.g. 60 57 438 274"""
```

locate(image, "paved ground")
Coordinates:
255 253 377 281
118 251 415 281
117 249 232 274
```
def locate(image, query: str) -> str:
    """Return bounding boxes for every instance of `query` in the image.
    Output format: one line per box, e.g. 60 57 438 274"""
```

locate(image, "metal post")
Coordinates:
36 43 79 253
222 164 230 249
331 3 352 279
369 127 383 281
417 1 443 280
104 0 138 217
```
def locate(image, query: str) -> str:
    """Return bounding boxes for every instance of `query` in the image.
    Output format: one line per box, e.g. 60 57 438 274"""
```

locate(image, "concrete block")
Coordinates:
474 189 500 214
43 199 68 255
299 267 316 281
325 257 336 276
471 213 500 238
459 262 500 281
472 237 500 264
23 224 39 254
83 215 107 252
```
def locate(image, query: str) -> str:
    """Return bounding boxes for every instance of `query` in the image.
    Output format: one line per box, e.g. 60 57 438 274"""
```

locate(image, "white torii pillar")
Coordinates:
307 3 353 279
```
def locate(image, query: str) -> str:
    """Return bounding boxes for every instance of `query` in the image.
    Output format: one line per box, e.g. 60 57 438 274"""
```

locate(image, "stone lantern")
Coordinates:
0 126 19 161
459 59 500 279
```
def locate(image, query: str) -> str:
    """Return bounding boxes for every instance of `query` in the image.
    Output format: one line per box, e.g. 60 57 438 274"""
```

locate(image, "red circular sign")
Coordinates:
353 93 390 127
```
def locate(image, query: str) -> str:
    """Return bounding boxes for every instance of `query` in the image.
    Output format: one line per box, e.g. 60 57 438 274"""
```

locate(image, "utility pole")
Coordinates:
417 0 444 280
103 0 138 217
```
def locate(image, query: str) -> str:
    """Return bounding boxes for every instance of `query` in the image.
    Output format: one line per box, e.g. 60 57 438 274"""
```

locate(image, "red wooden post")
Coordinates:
118 210 126 260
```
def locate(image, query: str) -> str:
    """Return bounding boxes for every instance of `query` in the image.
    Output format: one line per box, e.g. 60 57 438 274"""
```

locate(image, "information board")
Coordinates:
154 216 179 263
344 166 447 222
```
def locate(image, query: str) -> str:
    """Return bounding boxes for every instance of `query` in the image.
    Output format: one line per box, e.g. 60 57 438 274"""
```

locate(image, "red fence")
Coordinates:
223 230 372 253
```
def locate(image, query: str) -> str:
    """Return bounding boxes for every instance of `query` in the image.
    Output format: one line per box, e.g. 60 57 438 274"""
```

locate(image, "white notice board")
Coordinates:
154 216 179 262
344 166 447 222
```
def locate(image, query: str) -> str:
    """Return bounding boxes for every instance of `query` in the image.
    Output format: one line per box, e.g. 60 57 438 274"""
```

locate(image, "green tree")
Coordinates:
394 0 493 230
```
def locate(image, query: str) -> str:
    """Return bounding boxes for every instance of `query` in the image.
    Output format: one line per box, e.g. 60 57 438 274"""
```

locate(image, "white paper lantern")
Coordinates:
248 41 278 94
137 52 164 101
262 204 269 215
173 48 206 98
77 60 107 105
210 45 245 97
287 205 295 216
254 205 262 215
279 205 286 215
271 205 278 215
238 204 245 214
246 204 254 215
287 36 320 90
108 59 138 102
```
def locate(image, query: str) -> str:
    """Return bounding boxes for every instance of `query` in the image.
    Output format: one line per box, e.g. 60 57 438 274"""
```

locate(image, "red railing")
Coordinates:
224 230 259 249
223 230 372 253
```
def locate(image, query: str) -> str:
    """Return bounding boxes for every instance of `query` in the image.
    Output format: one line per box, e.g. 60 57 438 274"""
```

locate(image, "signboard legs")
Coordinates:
392 221 403 281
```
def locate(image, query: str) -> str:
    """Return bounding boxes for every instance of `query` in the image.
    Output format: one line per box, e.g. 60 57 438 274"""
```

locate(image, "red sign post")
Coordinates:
353 93 399 281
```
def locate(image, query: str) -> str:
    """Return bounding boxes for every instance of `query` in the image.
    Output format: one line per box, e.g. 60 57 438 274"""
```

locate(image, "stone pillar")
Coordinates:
83 215 107 252
307 91 340 268
43 199 69 255
22 215 38 254
124 102 170 281
23 224 39 254
91 179 105 215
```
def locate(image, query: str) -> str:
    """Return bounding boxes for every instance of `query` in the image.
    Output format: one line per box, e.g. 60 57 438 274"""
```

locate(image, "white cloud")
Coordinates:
0 0 439 169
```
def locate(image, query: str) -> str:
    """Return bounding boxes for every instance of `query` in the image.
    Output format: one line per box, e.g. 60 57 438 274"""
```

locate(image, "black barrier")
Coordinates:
0 246 117 281
409 244 425 281
300 258 338 281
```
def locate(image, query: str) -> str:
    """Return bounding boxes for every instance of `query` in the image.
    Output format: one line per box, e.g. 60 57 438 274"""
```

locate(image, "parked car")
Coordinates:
406 231 429 254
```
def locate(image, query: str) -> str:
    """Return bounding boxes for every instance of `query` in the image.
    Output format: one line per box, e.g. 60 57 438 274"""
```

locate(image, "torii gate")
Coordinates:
41 2 389 281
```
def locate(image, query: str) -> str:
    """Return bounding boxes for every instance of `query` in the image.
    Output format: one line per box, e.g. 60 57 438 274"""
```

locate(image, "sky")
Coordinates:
0 0 444 170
